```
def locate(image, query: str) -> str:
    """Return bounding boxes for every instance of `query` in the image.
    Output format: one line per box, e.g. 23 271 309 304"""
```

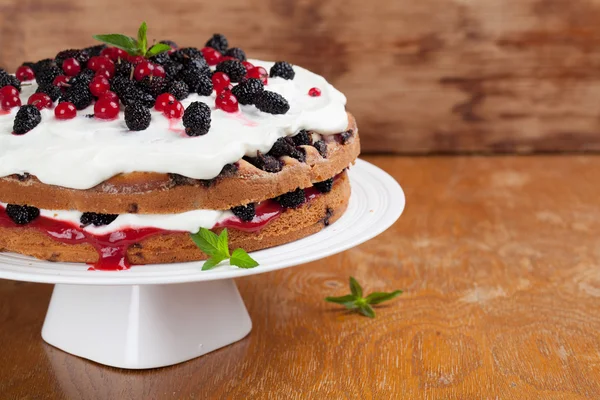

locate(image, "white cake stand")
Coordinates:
0 159 404 369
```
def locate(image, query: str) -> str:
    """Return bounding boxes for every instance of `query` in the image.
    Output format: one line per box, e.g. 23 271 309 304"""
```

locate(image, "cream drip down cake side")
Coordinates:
0 27 360 270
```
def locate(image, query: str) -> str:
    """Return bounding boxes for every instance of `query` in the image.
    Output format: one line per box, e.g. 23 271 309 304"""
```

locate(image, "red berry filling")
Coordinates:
94 98 120 119
155 93 176 112
16 66 35 82
163 100 184 119
248 66 268 84
89 76 110 97
201 47 222 66
0 86 21 110
211 72 231 92
216 90 239 113
62 58 81 76
54 102 77 120
27 93 53 110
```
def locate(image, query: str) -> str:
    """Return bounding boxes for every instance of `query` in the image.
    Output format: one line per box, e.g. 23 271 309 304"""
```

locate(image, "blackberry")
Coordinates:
166 80 189 100
231 203 255 222
313 140 328 158
5 204 40 225
270 61 295 80
61 78 93 110
111 76 135 98
339 129 354 144
121 86 155 108
137 76 166 98
71 70 95 86
313 178 334 193
178 61 211 92
245 152 283 173
55 49 89 68
267 137 305 162
171 47 204 64
255 91 290 114
275 188 306 209
215 60 246 83
163 62 183 81
0 73 21 92
182 101 211 136
13 105 42 135
83 44 106 57
114 59 134 78
225 47 246 61
35 65 61 87
80 212 118 227
160 40 178 49
205 33 228 54
231 78 263 105
292 130 312 146
149 51 171 66
36 85 62 101
124 103 151 131
195 75 213 96
31 59 57 75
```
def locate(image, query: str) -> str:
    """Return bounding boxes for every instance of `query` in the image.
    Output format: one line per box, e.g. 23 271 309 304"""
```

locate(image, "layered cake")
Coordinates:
0 26 359 270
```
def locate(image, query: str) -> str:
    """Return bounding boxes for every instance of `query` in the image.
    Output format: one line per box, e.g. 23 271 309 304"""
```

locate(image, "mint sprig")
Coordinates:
191 228 259 271
93 22 171 58
325 277 403 318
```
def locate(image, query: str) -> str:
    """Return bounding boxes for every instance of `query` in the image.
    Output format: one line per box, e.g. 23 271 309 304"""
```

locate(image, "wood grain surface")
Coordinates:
1 155 600 399
2 0 600 153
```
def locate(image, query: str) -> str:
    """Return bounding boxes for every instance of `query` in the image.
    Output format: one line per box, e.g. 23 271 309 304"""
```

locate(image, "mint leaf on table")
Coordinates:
190 227 259 271
325 277 403 318
93 22 171 58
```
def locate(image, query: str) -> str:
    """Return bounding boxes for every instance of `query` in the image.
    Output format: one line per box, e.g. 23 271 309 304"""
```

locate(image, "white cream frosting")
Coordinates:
0 60 348 190
1 202 232 234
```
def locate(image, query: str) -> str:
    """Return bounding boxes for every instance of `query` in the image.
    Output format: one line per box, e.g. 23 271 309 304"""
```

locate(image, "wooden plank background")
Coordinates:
1 0 600 153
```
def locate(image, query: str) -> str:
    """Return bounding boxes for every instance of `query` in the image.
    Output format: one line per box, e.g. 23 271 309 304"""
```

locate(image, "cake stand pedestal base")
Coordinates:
41 280 252 369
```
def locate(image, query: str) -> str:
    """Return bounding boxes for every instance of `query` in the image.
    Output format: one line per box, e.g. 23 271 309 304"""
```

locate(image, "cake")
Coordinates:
0 26 360 270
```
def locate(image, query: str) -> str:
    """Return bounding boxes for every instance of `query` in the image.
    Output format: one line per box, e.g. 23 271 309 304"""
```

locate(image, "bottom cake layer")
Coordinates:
0 172 350 268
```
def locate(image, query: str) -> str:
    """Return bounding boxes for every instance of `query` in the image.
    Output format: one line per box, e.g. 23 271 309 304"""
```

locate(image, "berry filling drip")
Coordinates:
0 174 342 270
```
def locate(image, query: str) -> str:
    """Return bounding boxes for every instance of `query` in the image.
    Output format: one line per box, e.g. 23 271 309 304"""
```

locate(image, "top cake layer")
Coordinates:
0 60 348 190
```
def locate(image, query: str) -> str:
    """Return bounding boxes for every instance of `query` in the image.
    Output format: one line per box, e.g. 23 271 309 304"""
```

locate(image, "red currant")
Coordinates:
308 87 321 97
155 93 176 112
100 47 114 59
212 72 231 92
62 58 81 76
16 66 35 81
95 67 114 79
52 75 69 88
220 56 236 62
215 90 239 113
201 47 222 66
88 56 115 74
101 91 119 102
154 64 166 78
134 61 155 81
163 100 184 119
101 47 128 61
94 98 120 119
242 61 255 73
248 66 268 84
87 56 103 71
89 76 110 97
128 55 145 65
0 86 21 110
0 85 19 97
55 102 77 119
27 93 53 110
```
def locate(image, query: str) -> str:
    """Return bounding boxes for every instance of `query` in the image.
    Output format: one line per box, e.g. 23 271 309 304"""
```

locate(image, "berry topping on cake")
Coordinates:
308 87 321 97
183 101 211 136
163 100 184 119
212 72 231 92
27 93 53 110
60 78 94 110
54 101 77 119
201 47 222 66
94 98 120 119
276 188 306 209
121 86 155 108
0 85 22 110
270 61 295 80
80 212 118 227
194 75 213 96
125 103 151 131
255 90 290 115
133 61 155 81
215 60 247 83
231 203 256 222
5 204 40 225
225 48 247 62
55 49 90 68
36 65 62 87
216 89 239 113
137 76 166 98
155 93 176 112
313 178 334 193
36 85 62 102
16 65 35 82
231 78 264 105
292 129 312 146
166 80 189 100
62 58 81 76
205 33 229 54
89 76 110 97
13 105 42 135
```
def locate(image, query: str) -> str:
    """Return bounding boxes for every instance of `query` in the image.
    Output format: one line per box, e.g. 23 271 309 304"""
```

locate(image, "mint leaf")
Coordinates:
137 22 148 56
325 294 356 309
358 304 376 318
217 229 230 258
93 34 138 54
349 276 363 298
146 43 171 57
201 255 228 271
230 248 259 269
365 290 403 305
190 228 223 257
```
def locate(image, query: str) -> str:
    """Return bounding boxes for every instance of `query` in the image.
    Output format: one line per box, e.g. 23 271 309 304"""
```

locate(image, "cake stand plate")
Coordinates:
0 159 405 369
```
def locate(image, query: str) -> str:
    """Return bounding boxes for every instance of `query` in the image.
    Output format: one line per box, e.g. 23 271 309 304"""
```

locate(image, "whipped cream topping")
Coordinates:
0 60 348 190
1 202 232 234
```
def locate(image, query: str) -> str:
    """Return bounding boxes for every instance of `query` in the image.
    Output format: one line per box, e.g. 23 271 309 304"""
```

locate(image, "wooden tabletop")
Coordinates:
1 155 599 399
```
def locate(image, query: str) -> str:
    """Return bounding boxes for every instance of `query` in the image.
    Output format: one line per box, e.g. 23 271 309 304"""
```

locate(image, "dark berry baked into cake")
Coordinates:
0 25 360 270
